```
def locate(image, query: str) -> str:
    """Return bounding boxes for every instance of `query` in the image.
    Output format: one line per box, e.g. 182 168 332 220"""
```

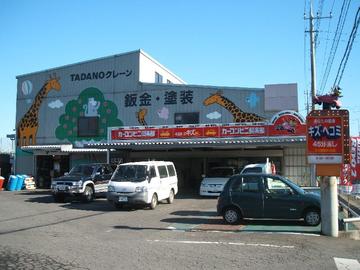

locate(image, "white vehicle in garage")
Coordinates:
199 167 239 196
107 161 178 209
240 163 272 174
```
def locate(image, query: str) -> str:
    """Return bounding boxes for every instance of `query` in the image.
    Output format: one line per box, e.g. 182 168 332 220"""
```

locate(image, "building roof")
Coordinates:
21 144 108 153
16 49 141 79
16 49 186 84
85 136 306 150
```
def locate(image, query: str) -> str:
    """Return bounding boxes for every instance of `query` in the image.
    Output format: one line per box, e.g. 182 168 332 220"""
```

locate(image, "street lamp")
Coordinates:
6 134 15 153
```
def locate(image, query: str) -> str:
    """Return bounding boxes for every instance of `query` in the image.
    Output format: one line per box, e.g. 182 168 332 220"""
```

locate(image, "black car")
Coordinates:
51 163 114 202
217 173 321 226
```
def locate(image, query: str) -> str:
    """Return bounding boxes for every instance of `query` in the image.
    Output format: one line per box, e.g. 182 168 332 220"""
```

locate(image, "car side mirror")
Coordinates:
201 174 206 178
64 172 69 176
95 172 101 176
146 176 151 183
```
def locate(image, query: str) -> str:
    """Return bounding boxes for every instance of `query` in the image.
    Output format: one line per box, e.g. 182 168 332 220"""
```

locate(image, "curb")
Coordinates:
338 230 360 240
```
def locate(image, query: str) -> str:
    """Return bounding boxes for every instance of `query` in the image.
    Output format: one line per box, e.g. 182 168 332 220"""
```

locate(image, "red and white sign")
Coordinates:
306 110 349 164
350 137 360 182
339 163 353 193
340 164 351 186
307 115 343 154
109 111 307 142
269 110 306 136
220 125 267 137
111 128 158 140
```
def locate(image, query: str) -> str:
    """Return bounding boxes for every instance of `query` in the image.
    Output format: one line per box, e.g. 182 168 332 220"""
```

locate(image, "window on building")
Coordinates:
174 112 199 124
78 117 99 137
155 72 163 83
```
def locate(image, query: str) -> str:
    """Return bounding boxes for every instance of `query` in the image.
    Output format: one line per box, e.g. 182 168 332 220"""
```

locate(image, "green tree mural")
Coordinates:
56 87 123 143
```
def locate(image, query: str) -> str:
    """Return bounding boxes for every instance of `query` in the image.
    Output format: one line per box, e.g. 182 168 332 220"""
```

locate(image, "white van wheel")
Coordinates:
150 194 158 209
167 190 175 204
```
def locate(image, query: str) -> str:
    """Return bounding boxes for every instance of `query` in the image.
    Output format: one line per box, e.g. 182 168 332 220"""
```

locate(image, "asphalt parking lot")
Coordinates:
0 190 359 270
1 189 321 235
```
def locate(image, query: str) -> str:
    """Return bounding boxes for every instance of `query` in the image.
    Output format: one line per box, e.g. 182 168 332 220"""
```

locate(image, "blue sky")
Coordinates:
0 0 359 152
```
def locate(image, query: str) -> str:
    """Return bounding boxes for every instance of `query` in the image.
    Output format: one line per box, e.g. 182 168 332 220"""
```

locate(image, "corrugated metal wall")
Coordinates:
283 146 310 186
140 83 271 125
15 50 304 179
16 52 279 146
16 51 140 145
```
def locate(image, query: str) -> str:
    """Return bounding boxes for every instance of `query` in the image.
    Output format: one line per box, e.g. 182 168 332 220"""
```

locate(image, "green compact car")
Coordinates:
217 174 321 226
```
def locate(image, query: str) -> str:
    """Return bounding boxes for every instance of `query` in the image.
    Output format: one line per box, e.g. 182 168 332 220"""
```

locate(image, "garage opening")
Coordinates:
121 148 283 195
36 155 70 188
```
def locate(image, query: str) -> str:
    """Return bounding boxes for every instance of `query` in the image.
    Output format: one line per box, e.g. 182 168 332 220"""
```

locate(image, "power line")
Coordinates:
319 0 351 94
315 0 325 47
319 0 336 80
333 7 360 87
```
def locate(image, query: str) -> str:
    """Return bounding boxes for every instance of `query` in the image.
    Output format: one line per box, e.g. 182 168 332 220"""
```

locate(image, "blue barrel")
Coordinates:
16 175 26 190
7 175 18 191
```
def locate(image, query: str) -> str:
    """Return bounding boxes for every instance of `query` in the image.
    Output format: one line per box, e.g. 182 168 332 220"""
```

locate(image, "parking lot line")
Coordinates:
167 223 198 231
334 257 360 270
147 240 295 249
241 224 321 234
167 218 321 235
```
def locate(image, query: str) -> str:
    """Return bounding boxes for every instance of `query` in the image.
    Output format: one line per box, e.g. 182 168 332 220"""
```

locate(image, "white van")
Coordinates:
107 161 178 209
240 161 273 174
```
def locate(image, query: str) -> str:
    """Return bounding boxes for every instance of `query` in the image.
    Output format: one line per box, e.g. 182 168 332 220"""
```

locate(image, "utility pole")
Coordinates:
305 2 332 110
305 2 332 187
305 2 338 237
309 4 317 110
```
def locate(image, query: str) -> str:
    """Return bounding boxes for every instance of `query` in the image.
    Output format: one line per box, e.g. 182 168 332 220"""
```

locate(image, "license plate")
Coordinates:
58 185 66 191
118 196 128 202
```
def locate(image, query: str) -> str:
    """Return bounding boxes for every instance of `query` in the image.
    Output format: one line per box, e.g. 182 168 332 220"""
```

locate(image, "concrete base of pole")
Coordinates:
320 176 338 237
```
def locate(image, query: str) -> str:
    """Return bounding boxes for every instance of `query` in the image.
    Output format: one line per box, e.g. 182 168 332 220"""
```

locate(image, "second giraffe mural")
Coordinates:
203 91 265 123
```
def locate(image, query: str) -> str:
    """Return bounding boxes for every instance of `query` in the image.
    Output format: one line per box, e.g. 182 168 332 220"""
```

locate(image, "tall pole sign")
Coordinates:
306 109 349 237
306 109 350 175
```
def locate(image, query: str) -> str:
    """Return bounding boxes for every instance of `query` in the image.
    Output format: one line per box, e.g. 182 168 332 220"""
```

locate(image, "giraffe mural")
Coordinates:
17 75 61 146
203 91 265 123
136 108 148 125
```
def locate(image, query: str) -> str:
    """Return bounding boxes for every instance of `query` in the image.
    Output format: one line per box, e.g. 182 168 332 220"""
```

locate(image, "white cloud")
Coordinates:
48 99 64 109
206 111 222 120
